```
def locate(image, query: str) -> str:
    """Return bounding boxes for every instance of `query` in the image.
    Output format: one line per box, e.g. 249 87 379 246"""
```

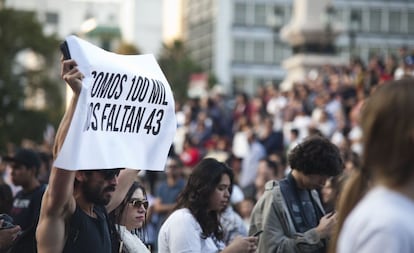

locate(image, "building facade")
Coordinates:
5 0 414 95
4 0 164 55
335 0 414 62
182 0 414 95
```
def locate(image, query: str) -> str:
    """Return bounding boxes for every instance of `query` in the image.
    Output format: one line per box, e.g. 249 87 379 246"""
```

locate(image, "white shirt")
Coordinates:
158 208 224 253
337 186 414 253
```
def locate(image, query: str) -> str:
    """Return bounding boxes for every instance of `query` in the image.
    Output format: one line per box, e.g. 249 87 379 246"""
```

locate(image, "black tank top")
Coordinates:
63 205 112 253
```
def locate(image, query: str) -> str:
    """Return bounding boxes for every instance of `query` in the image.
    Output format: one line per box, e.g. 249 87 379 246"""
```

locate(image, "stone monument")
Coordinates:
279 0 344 90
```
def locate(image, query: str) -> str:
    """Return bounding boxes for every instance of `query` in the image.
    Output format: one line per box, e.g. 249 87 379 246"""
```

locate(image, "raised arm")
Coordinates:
36 59 83 253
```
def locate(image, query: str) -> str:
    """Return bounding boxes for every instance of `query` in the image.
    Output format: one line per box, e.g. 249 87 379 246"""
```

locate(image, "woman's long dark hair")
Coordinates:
175 158 234 240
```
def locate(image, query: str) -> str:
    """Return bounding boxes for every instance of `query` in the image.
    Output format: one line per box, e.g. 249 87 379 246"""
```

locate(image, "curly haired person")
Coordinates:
249 135 344 253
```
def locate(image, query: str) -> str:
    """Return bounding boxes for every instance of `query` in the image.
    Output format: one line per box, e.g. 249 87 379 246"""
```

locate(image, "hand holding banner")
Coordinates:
54 35 176 171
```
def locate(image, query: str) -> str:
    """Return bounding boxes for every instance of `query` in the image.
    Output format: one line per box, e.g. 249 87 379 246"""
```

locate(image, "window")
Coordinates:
264 41 273 64
408 11 414 34
234 39 246 62
46 12 58 24
335 8 346 27
273 42 284 64
388 10 401 33
234 3 247 25
254 4 267 26
350 9 363 32
369 9 382 32
253 40 265 64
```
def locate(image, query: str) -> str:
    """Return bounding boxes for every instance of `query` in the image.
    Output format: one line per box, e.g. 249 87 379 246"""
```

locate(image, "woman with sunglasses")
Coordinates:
158 158 257 253
110 181 150 253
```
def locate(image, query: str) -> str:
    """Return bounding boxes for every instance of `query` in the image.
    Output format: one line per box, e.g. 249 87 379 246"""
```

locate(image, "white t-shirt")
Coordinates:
337 186 414 253
158 208 224 253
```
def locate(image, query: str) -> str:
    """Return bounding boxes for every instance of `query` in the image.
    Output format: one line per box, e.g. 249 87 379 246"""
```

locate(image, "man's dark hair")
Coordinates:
168 154 183 168
290 128 299 138
288 135 343 176
3 148 41 176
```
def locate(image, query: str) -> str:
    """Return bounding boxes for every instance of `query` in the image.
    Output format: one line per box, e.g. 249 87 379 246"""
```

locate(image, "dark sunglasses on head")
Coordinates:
129 198 149 209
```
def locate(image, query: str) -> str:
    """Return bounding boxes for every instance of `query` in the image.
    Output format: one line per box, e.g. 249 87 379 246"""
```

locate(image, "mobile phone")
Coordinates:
60 41 71 60
253 230 263 237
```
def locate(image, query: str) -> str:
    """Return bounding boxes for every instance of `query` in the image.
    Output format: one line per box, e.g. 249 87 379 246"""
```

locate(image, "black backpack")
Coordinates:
6 222 37 253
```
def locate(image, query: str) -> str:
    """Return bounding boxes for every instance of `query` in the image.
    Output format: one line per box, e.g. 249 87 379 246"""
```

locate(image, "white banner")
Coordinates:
54 35 176 171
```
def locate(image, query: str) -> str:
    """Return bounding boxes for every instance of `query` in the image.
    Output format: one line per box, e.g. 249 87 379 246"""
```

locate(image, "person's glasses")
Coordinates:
98 169 120 180
129 198 149 209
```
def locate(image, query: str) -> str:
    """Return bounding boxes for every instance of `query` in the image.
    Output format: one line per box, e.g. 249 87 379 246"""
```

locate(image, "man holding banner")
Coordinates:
36 36 176 253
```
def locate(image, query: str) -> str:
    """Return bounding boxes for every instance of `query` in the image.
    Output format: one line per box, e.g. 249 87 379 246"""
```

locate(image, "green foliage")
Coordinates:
157 40 203 103
0 8 62 151
11 110 50 144
115 41 141 55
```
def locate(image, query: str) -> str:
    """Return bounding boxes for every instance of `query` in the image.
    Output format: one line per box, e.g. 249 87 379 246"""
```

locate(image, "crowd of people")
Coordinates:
0 46 413 253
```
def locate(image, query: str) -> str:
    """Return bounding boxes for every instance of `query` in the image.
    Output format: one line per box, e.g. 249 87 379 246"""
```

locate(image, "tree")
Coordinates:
0 8 61 152
115 41 141 55
157 40 203 103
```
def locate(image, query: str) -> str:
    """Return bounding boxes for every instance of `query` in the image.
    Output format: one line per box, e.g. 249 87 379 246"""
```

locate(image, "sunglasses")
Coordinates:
100 169 121 180
128 198 149 209
85 169 121 180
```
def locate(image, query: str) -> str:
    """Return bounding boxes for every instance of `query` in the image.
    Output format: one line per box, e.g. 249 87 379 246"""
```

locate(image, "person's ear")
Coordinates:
75 171 87 182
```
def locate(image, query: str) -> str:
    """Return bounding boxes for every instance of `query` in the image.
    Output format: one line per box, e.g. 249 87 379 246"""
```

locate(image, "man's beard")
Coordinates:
82 183 114 206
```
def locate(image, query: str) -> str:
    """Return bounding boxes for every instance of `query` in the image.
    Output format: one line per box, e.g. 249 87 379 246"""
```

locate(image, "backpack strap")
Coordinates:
6 223 37 253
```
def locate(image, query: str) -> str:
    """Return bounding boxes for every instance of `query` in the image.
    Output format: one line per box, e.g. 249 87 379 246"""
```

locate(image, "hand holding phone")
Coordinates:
253 230 263 237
